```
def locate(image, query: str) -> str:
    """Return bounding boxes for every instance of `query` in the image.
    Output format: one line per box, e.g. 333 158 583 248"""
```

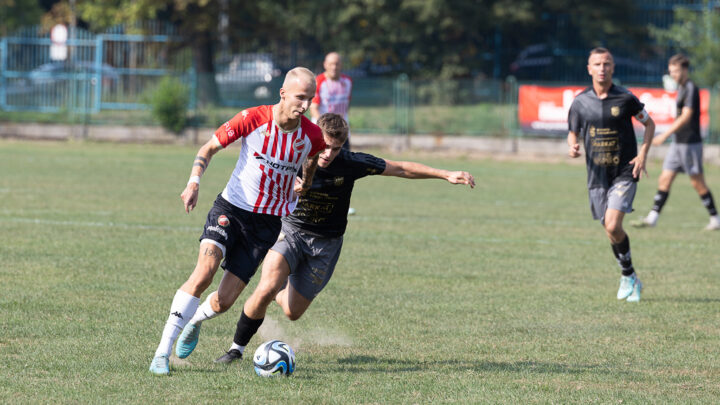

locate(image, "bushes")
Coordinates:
145 76 190 134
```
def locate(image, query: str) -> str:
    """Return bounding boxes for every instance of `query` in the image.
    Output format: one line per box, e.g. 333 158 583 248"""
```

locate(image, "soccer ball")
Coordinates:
253 340 295 377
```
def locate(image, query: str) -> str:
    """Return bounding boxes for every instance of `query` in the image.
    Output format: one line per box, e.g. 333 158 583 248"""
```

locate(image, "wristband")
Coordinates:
188 175 201 185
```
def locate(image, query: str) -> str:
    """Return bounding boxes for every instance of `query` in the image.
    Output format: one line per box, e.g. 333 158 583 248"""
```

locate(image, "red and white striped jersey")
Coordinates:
313 73 353 121
214 105 326 216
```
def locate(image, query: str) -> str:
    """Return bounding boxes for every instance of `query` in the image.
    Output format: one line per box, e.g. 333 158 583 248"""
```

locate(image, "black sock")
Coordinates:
652 190 669 213
611 236 634 276
700 192 718 216
233 310 264 347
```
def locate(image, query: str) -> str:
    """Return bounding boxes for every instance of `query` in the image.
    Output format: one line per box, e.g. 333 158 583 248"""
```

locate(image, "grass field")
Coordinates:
1 139 719 403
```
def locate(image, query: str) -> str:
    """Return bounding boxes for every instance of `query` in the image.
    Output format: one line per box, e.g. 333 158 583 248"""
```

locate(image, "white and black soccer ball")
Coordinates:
253 340 295 377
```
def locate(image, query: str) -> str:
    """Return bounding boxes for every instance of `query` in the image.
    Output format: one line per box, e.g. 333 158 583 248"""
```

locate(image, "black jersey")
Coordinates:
568 85 645 188
674 79 701 144
283 149 387 238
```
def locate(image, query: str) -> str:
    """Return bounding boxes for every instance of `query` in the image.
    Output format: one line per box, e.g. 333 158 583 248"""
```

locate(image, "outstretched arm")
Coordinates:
180 137 223 213
381 160 475 188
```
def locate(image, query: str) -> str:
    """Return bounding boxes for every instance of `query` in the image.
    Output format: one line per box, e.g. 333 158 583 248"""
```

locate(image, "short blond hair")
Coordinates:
283 67 315 88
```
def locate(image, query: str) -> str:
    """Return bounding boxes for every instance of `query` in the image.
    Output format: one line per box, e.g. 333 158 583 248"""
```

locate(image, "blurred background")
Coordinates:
1 0 719 142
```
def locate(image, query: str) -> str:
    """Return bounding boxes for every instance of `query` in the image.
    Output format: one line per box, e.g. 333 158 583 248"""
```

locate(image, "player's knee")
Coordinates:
604 220 623 237
283 308 303 321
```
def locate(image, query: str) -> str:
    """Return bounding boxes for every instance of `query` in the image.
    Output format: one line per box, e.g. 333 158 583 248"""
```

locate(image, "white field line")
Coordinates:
0 216 199 232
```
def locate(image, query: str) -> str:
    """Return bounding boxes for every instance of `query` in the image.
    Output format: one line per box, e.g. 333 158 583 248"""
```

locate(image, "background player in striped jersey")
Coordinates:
632 54 720 231
149 67 328 375
310 51 353 150
170 113 475 364
311 51 357 215
567 48 655 303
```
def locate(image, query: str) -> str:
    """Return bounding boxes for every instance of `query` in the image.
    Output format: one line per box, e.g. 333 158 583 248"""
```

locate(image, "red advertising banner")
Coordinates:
518 85 710 137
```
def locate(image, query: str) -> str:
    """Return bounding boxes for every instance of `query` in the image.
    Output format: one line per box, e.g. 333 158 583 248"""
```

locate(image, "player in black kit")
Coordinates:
632 54 720 230
173 113 476 363
567 47 655 303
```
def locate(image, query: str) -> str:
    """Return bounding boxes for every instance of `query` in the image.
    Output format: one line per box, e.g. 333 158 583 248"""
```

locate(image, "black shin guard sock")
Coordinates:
652 190 669 213
611 236 634 276
700 191 718 216
233 310 264 346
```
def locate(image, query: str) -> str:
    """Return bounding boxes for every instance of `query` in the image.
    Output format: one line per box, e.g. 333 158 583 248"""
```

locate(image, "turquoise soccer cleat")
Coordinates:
149 355 170 375
175 323 202 359
626 278 643 303
617 274 636 300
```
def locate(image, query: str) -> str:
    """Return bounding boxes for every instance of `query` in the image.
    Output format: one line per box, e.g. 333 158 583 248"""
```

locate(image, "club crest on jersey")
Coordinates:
589 126 596 137
292 138 306 153
611 106 620 117
218 215 230 227
262 129 271 137
333 176 344 186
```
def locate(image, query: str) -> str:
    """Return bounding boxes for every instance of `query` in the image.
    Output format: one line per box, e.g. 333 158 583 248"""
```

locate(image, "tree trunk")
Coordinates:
193 31 219 106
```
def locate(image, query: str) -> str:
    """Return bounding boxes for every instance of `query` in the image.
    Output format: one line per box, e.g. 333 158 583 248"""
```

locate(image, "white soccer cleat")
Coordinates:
631 213 657 228
704 217 720 231
617 274 637 300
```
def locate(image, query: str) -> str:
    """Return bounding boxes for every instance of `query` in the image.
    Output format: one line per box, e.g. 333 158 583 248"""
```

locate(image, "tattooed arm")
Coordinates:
181 137 223 213
295 154 319 196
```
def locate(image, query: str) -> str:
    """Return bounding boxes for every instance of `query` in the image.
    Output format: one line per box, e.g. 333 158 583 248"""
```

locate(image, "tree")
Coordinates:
651 1 720 87
0 0 43 36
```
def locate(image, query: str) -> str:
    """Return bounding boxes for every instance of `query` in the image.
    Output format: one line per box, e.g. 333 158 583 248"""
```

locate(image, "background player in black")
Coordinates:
568 47 655 303
632 54 720 230
174 113 475 363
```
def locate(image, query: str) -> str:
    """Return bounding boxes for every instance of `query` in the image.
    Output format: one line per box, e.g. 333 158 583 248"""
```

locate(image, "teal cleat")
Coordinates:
149 355 170 375
175 323 202 359
626 278 643 303
617 274 637 300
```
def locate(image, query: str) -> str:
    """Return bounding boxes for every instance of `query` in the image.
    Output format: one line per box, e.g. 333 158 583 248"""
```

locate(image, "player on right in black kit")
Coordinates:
173 113 475 363
632 54 720 231
567 47 656 303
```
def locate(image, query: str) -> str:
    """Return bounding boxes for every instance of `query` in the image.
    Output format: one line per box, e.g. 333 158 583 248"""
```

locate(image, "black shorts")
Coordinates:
200 194 281 284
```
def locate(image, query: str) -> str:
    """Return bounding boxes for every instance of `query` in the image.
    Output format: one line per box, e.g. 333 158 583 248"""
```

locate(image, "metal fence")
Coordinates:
0 24 191 113
1 22 719 142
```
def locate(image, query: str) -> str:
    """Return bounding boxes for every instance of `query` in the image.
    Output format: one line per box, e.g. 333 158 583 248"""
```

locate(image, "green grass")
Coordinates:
1 140 719 403
0 103 516 136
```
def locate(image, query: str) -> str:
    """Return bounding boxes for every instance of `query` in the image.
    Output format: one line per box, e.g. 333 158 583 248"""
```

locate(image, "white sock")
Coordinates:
154 289 200 357
189 292 220 325
646 210 659 224
229 342 246 354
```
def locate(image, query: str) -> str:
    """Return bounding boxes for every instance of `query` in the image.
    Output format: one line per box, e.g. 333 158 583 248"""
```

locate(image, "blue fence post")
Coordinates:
0 38 6 110
94 34 103 113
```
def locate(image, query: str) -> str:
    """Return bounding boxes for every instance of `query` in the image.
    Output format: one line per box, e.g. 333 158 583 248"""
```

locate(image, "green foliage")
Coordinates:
0 0 42 35
2 141 720 402
144 76 190 134
650 2 720 87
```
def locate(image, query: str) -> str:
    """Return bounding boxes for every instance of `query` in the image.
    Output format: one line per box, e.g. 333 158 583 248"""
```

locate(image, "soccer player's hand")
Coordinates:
568 143 581 158
652 133 669 146
629 155 648 180
181 183 199 213
294 177 311 196
446 171 476 188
